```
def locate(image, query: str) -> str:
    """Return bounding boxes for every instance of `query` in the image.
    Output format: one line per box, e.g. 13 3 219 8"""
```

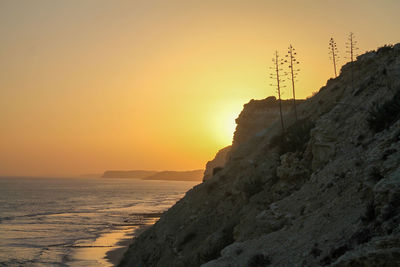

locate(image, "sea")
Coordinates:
0 176 199 266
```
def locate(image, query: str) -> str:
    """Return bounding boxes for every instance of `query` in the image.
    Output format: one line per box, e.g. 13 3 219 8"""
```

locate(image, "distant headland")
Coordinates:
102 169 204 181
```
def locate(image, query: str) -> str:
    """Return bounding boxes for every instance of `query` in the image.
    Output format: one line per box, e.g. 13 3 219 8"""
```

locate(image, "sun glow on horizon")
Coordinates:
210 101 243 148
0 0 399 176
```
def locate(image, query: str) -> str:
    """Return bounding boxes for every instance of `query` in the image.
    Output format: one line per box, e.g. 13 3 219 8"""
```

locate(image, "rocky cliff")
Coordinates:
203 146 232 181
120 44 400 266
232 97 304 150
203 97 303 181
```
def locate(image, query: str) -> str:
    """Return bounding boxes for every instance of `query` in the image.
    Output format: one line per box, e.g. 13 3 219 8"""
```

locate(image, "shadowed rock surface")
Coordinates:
120 44 400 266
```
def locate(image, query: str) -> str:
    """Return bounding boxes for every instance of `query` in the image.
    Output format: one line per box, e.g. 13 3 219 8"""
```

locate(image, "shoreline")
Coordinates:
105 224 153 266
68 215 160 267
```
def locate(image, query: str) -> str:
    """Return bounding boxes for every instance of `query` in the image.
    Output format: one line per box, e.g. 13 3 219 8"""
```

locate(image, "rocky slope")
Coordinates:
120 44 400 266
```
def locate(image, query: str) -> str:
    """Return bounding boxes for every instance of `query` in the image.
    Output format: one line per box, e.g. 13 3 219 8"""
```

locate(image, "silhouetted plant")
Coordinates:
284 44 300 121
270 51 286 132
328 38 340 78
346 32 359 89
345 32 358 63
367 89 400 132
270 119 315 155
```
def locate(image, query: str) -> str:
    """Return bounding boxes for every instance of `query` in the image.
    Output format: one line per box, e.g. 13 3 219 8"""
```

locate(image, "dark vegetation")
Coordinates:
200 222 236 263
242 177 265 198
320 244 349 265
213 166 223 176
361 200 376 223
376 44 393 55
269 119 315 155
368 89 400 132
369 166 384 182
247 254 271 267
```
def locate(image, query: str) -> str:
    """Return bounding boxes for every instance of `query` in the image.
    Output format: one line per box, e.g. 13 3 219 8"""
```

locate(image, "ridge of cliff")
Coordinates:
120 44 400 266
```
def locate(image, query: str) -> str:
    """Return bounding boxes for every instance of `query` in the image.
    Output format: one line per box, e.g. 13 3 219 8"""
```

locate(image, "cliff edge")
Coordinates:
120 44 400 266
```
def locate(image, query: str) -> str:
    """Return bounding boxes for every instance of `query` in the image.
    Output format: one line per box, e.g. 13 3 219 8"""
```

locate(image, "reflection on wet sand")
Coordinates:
70 216 160 266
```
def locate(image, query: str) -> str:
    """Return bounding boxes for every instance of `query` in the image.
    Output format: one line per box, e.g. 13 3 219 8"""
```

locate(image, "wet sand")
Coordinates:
69 216 159 267
106 225 152 266
69 226 137 267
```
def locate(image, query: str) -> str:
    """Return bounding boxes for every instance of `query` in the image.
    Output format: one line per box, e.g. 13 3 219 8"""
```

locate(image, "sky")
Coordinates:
1 0 399 177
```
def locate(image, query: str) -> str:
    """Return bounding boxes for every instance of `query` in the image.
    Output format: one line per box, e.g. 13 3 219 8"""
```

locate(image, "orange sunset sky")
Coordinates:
1 0 399 177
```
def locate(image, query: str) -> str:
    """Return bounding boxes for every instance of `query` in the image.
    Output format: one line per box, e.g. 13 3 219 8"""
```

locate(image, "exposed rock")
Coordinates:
203 146 231 181
120 44 400 266
232 97 304 151
203 97 304 181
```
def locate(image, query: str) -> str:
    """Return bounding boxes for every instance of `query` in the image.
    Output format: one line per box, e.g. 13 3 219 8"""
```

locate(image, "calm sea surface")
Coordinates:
0 177 198 266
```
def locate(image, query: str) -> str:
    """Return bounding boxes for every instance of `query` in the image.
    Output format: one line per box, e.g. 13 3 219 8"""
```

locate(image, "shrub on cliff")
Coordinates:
376 44 393 55
270 119 315 155
368 89 400 133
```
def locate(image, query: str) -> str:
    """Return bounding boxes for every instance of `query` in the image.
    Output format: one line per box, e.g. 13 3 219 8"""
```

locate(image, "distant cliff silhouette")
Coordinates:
102 169 204 181
143 170 204 181
102 170 158 178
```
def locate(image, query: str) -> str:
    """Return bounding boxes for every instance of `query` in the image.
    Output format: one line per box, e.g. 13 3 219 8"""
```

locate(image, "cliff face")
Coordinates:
203 97 302 181
232 97 303 150
203 146 231 181
120 44 400 266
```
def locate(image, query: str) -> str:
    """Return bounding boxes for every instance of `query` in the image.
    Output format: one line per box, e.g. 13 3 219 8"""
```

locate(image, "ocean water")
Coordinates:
0 177 198 266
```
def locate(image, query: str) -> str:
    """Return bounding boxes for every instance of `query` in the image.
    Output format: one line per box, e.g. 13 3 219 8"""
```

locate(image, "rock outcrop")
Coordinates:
203 146 231 181
232 97 304 150
203 97 303 181
120 44 400 266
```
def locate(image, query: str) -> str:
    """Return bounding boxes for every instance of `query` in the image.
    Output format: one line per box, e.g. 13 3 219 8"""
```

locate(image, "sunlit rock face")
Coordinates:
232 96 297 150
120 44 400 267
203 96 302 182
